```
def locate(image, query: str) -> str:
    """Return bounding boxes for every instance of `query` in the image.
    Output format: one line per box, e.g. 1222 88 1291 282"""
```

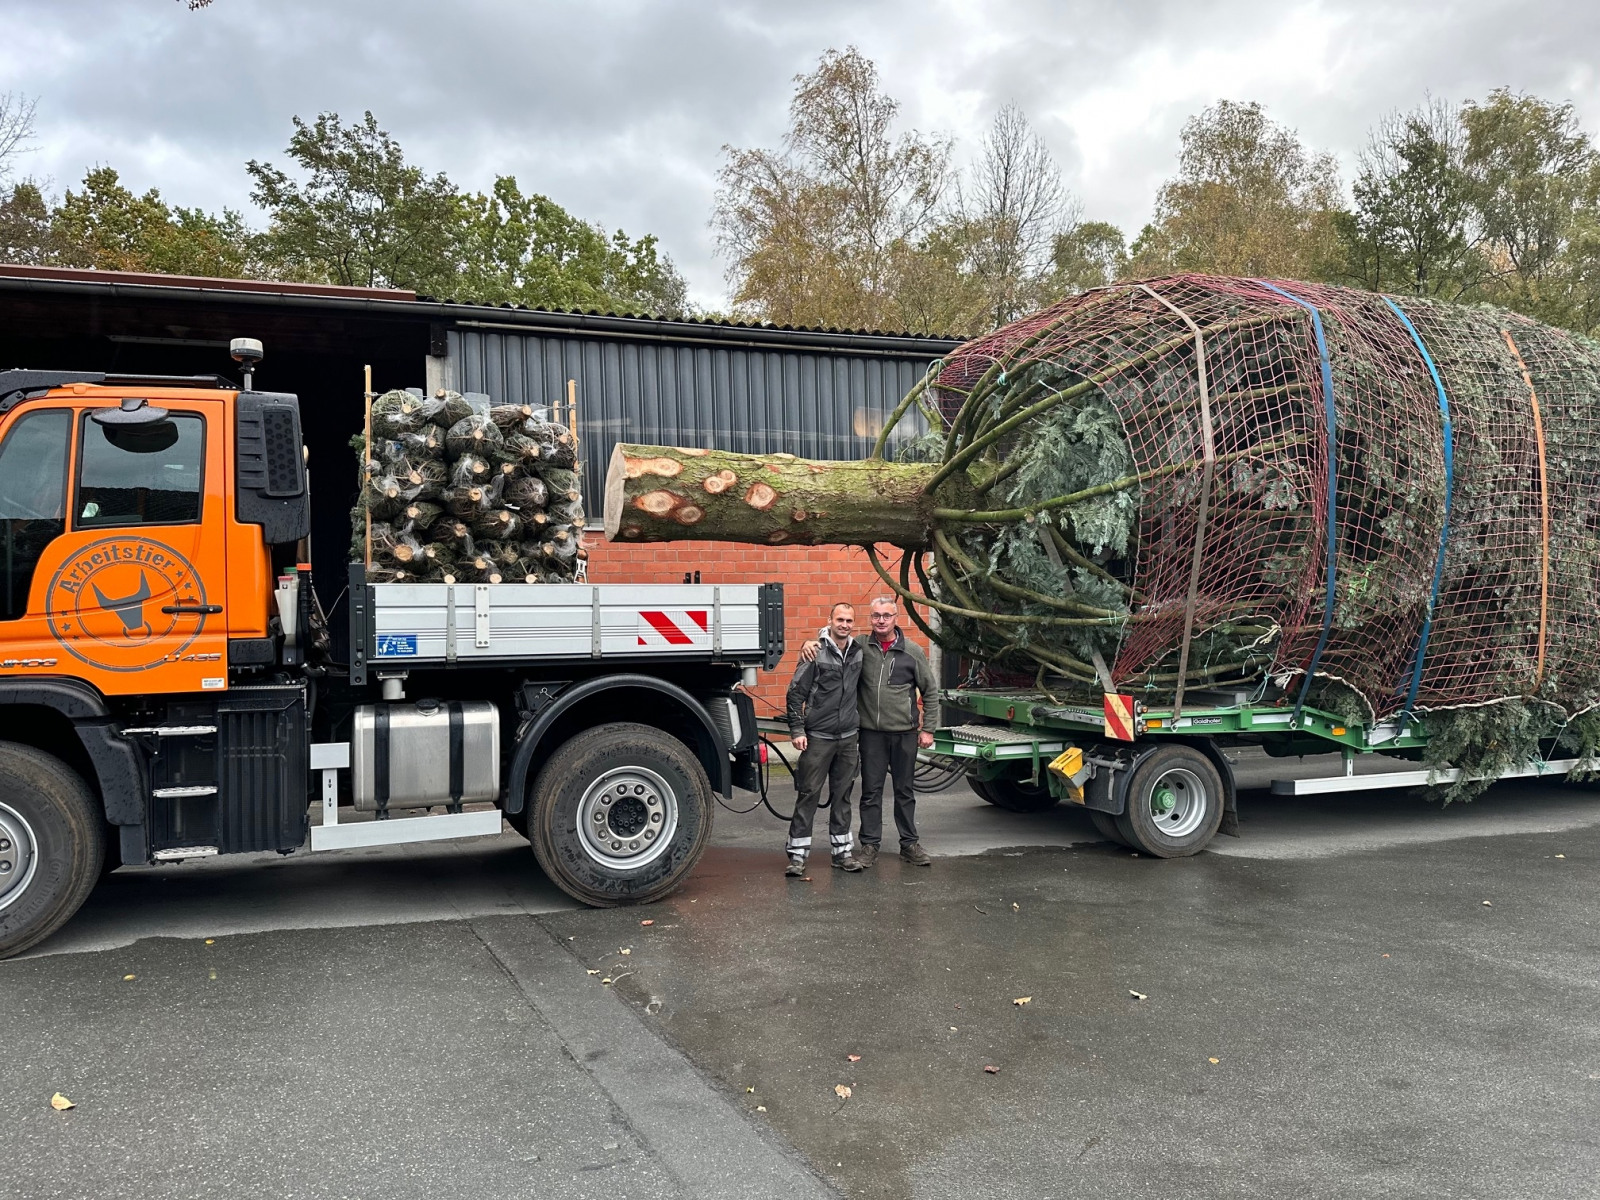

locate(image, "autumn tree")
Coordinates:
713 47 951 330
1461 89 1600 331
1048 220 1129 294
1129 100 1342 281
50 167 254 276
958 103 1074 325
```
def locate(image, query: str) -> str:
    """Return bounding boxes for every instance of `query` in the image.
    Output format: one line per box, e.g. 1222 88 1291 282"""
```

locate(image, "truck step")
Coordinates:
151 784 219 799
152 846 219 861
121 725 218 737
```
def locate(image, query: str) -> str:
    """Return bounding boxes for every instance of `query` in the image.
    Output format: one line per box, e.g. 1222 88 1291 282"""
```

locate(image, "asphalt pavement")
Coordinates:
4 752 1599 1199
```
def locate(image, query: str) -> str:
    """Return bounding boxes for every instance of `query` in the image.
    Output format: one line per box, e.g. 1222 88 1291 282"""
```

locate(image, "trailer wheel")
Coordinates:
1088 809 1131 846
528 722 713 906
1114 744 1223 858
0 742 104 959
969 774 1060 813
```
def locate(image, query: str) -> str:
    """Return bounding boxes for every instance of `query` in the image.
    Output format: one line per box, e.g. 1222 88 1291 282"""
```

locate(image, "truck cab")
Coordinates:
0 367 779 958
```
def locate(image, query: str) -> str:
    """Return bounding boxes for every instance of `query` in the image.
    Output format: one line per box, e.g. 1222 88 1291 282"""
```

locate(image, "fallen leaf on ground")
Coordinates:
123 975 135 982
801 876 813 882
1555 854 1566 859
834 1084 852 1100
1129 990 1147 1001
1208 1057 1220 1064
1011 902 1020 912
746 1087 755 1093
50 1093 74 1111
847 1054 861 1062
587 970 600 976
1382 953 1390 958
1482 900 1493 907
601 978 613 985
1013 996 1032 1006
204 939 214 945
756 1105 766 1112
983 1065 1001 1074
950 1026 958 1031
640 919 655 926
619 948 632 956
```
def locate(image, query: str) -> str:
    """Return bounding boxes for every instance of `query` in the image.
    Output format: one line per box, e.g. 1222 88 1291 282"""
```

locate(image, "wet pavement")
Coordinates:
4 763 1599 1198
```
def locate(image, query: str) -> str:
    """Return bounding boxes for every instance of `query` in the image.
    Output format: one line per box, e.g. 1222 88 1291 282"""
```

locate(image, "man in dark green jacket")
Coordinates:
856 597 940 866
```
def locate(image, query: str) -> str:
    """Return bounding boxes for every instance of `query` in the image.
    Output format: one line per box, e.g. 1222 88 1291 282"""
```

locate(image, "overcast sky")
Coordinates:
4 0 1598 309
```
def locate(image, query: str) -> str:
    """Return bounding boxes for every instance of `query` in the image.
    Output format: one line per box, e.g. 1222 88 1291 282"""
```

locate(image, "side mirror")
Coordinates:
90 396 170 427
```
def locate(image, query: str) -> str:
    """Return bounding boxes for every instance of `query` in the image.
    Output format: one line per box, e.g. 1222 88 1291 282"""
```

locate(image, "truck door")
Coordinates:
0 405 72 670
40 397 229 696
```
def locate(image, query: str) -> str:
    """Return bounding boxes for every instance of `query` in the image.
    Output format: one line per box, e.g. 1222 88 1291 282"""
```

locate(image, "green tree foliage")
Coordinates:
455 176 686 316
1336 98 1480 298
1128 100 1343 280
52 167 253 276
247 111 462 293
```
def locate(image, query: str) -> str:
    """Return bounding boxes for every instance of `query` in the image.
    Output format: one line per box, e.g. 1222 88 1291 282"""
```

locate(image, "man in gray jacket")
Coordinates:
784 602 866 876
856 597 939 867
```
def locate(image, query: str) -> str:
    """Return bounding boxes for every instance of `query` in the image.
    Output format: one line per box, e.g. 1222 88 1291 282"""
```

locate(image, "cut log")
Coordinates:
603 444 952 547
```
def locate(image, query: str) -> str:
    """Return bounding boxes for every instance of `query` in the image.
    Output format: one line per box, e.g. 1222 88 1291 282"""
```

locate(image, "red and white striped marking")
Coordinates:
1103 693 1136 742
636 609 711 648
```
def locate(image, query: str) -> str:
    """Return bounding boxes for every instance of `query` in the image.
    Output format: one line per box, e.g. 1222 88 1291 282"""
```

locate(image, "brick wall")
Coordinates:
583 537 929 720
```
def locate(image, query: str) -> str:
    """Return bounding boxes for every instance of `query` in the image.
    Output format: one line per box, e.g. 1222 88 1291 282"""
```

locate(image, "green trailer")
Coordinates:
933 688 1584 858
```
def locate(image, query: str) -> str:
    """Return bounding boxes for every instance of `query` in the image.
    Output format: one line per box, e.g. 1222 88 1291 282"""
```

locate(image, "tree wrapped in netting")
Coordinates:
355 389 586 584
604 275 1600 786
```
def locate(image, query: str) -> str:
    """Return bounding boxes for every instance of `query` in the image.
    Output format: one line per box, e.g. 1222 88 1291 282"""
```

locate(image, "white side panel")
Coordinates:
1271 758 1581 795
369 582 763 664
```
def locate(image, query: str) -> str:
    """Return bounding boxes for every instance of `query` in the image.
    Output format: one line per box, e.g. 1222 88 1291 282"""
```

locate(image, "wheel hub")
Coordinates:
1146 767 1207 839
576 766 679 870
0 801 40 914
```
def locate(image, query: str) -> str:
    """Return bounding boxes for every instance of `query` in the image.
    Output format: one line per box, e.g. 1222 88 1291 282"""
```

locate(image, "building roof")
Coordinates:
0 264 964 358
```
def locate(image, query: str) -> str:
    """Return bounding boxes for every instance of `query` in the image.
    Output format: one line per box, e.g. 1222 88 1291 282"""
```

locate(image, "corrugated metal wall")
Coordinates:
449 329 933 513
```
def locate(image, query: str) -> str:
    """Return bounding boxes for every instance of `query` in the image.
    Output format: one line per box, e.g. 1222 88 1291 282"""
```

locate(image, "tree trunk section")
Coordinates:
604 444 946 547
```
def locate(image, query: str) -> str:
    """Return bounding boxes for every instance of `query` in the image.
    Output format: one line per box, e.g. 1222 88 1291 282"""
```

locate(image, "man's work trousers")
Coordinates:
858 728 919 849
785 732 859 861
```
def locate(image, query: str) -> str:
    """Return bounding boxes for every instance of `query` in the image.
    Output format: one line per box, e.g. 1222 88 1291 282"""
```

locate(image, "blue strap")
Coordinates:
1255 281 1338 722
1381 296 1453 726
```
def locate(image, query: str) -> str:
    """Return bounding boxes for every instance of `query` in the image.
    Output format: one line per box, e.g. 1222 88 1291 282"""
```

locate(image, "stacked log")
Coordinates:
355 388 586 584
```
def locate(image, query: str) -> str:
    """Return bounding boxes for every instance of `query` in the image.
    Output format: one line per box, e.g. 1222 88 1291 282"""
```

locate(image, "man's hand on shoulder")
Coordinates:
798 638 822 664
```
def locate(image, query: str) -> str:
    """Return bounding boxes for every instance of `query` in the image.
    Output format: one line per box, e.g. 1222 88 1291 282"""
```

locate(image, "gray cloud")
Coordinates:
4 0 1597 307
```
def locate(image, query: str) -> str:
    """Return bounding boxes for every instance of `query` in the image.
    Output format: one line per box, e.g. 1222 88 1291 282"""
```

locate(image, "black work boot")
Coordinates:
900 843 932 867
785 856 807 877
832 853 865 872
854 844 879 869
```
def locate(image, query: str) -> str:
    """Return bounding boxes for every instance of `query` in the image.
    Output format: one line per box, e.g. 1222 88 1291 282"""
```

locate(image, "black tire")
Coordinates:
1088 809 1131 846
969 773 1060 813
0 742 105 959
1114 744 1224 858
527 722 714 907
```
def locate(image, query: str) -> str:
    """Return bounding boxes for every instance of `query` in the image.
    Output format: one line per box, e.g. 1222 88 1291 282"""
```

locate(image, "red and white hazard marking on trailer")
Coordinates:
1103 693 1136 741
636 609 711 648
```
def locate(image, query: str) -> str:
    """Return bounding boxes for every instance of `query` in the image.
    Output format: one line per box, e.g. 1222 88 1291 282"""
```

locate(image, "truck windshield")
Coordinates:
0 407 70 620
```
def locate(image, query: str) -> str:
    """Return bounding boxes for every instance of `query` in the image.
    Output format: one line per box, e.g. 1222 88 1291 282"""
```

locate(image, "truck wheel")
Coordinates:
528 722 713 907
1114 745 1223 858
969 774 1060 813
1088 809 1131 846
0 743 105 959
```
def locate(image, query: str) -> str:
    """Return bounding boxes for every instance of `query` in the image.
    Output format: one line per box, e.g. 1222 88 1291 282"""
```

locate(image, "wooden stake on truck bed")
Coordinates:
363 363 373 568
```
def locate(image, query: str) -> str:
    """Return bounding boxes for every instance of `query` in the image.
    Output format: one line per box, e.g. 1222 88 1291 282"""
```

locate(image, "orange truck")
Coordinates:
0 341 782 957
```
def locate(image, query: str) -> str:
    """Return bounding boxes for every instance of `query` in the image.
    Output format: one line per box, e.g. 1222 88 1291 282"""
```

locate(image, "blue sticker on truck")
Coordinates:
374 633 418 657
